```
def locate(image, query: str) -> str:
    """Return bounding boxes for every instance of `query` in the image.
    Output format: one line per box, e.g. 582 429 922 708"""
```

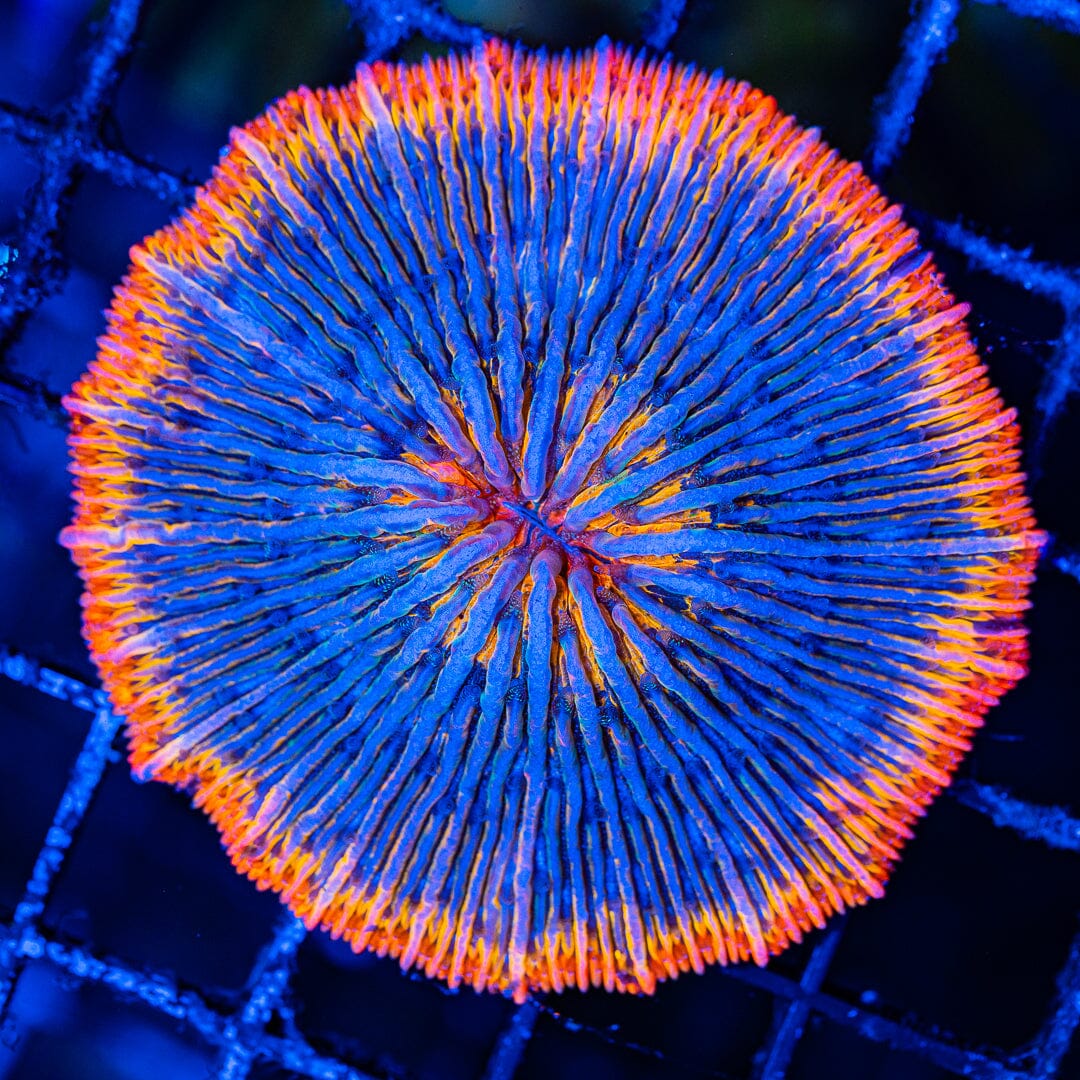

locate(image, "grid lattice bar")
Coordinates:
0 369 65 427
933 220 1080 310
723 961 1027 1079
1054 548 1080 583
1031 314 1080 462
642 0 688 50
0 926 376 1080
7 705 120 929
868 0 961 175
1026 925 1080 1079
0 100 193 204
69 0 143 121
0 645 115 1037
0 0 144 350
214 914 309 1080
933 220 1080 468
535 1000 692 1075
345 0 483 59
972 0 1080 32
0 647 109 713
752 922 846 1080
0 703 122 1021
952 781 1080 852
482 999 542 1080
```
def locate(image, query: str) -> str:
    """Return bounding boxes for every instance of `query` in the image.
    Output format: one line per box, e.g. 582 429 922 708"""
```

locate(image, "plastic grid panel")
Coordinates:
0 0 1078 1077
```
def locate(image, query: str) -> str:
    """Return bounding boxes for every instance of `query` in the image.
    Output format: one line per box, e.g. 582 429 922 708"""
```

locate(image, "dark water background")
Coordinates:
0 1 1078 1077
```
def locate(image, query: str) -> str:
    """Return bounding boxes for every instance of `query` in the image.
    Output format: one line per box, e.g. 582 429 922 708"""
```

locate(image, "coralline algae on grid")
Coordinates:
61 39 1044 1000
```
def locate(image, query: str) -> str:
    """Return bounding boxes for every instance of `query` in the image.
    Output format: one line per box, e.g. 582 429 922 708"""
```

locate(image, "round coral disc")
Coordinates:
62 38 1044 1001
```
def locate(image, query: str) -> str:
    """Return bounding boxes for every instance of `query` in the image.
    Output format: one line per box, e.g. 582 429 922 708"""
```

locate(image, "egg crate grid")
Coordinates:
0 0 1078 1078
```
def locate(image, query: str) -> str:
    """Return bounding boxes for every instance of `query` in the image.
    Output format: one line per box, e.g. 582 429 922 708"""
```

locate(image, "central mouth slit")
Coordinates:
501 500 566 546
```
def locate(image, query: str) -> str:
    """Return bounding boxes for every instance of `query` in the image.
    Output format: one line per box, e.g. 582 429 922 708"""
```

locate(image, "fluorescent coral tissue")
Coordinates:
61 39 1045 1000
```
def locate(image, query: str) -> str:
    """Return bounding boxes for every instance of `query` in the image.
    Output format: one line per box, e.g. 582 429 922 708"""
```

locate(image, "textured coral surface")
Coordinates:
62 39 1043 1001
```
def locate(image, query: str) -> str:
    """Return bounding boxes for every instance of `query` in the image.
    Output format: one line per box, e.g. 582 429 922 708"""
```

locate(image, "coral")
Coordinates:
61 38 1043 1001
